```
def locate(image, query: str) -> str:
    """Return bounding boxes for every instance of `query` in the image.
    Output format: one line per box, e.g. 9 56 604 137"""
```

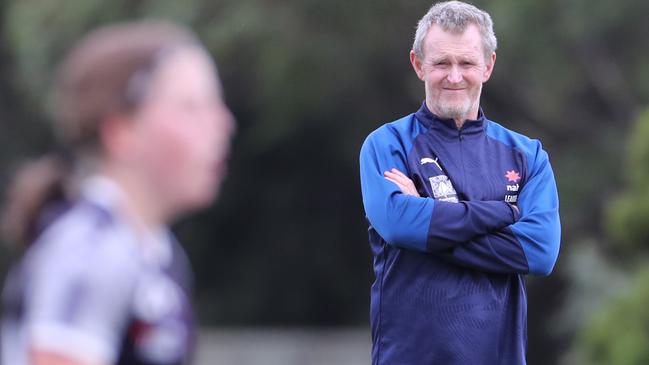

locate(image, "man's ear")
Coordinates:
483 52 496 82
410 50 425 81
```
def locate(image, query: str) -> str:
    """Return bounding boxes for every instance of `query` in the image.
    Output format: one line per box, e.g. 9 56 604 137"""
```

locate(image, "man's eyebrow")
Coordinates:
459 55 478 62
429 55 449 63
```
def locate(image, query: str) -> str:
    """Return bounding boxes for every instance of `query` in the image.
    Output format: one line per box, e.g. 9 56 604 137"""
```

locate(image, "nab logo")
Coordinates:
507 184 519 192
504 170 521 203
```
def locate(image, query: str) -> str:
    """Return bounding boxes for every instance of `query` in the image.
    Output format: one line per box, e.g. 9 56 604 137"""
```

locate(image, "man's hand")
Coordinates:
384 168 420 197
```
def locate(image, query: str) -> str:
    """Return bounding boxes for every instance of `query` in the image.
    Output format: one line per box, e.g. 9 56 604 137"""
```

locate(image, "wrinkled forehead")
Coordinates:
424 24 483 51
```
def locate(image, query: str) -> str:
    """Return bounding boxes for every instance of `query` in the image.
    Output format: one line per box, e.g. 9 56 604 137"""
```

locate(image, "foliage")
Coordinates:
570 109 649 364
573 266 649 365
607 109 649 251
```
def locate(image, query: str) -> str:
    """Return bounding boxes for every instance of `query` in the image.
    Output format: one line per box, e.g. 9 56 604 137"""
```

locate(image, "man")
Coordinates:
359 1 560 364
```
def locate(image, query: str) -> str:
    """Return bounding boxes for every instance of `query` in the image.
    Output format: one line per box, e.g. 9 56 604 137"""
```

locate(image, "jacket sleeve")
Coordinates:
360 125 519 253
437 143 561 276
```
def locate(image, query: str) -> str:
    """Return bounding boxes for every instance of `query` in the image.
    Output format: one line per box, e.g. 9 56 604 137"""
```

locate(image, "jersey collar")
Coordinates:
81 175 173 267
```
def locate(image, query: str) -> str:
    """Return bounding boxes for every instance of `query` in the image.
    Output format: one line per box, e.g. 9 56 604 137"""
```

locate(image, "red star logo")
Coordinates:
505 170 520 183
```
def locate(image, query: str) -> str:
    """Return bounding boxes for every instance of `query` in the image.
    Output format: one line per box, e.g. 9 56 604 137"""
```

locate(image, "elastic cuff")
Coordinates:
506 203 520 222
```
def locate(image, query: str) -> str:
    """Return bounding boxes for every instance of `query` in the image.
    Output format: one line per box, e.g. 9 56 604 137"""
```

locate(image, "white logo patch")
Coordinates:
420 157 442 171
429 175 459 203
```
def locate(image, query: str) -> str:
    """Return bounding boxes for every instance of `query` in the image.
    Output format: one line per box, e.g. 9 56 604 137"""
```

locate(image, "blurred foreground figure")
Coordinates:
1 21 234 365
359 1 560 364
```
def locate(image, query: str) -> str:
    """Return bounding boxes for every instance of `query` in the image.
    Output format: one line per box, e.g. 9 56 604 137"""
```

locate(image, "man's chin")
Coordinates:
436 107 469 121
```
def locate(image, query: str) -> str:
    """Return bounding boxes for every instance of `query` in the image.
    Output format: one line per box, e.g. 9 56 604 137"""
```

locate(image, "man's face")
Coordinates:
410 23 495 123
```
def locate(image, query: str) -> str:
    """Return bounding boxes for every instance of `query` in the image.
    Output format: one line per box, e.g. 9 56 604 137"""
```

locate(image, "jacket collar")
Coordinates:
414 102 486 139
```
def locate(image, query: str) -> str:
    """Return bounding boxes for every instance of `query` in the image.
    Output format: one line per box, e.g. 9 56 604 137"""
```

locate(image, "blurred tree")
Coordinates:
571 266 649 365
607 108 649 251
569 108 649 365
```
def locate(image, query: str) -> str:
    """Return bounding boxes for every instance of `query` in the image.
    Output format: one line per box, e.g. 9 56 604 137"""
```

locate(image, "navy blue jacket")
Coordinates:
359 103 560 365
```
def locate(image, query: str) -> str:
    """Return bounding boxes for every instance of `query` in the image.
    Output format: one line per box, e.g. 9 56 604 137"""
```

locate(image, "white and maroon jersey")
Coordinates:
1 176 195 365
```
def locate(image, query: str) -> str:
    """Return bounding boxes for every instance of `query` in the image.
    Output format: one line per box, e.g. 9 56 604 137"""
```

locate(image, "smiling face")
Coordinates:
123 46 234 217
410 23 496 125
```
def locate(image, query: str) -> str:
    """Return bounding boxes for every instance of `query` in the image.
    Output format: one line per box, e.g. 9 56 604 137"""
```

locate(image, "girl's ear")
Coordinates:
99 115 135 162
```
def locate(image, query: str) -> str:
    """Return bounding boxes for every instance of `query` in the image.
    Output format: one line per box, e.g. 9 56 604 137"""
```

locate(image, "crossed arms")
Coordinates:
360 127 561 276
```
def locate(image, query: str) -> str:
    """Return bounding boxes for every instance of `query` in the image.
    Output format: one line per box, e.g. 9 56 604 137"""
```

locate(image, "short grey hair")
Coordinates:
412 1 497 59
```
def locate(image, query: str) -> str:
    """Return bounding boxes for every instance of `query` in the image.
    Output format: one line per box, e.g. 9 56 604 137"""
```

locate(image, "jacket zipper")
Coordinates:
458 129 465 189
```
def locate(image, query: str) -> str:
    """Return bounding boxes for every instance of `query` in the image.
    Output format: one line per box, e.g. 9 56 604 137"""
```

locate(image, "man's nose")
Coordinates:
446 65 463 83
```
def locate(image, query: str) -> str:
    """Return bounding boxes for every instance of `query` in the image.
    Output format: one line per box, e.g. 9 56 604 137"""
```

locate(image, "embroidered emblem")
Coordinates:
429 175 458 203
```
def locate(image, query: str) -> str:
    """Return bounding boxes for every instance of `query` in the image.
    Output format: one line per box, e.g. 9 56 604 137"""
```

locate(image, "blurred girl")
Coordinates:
1 20 234 365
